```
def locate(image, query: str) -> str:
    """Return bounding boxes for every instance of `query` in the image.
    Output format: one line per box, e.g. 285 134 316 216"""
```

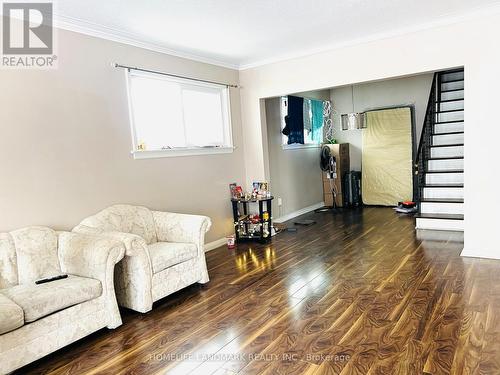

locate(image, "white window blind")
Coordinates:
126 70 233 158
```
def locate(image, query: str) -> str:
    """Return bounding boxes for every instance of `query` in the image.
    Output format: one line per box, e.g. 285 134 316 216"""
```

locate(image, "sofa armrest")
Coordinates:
58 232 125 283
73 226 153 279
152 211 211 253
74 226 150 259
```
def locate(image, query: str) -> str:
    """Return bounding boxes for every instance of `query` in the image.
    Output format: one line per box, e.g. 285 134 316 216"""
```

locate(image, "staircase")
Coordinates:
415 68 464 231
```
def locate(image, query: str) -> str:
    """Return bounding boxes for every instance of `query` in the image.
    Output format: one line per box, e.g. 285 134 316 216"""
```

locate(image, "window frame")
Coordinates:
125 69 234 159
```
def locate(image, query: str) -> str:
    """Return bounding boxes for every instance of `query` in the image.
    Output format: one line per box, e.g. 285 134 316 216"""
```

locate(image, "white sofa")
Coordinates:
0 226 125 374
73 205 211 313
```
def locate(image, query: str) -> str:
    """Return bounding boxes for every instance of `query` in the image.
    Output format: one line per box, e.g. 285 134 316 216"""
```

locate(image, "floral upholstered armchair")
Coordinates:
73 205 211 313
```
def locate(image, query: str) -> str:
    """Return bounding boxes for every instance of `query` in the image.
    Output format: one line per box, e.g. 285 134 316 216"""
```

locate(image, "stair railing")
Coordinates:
415 72 439 205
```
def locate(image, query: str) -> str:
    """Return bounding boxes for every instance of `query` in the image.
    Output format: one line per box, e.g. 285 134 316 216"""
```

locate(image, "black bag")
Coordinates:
343 171 362 207
351 171 362 207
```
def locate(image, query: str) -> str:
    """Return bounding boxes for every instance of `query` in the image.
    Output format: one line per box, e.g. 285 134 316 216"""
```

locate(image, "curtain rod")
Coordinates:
114 63 239 88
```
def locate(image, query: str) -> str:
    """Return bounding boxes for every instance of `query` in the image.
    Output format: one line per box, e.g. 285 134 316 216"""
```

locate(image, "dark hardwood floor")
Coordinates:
16 207 500 375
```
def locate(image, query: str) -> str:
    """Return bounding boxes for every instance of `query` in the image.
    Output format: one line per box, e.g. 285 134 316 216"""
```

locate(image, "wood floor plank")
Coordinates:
14 207 500 375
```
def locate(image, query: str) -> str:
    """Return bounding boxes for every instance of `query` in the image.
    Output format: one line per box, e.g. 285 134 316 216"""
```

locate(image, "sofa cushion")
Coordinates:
148 242 197 274
1 275 102 323
10 227 61 284
0 293 23 334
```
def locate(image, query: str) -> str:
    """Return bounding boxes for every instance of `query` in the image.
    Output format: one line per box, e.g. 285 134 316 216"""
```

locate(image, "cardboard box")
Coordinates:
324 192 334 207
321 143 350 207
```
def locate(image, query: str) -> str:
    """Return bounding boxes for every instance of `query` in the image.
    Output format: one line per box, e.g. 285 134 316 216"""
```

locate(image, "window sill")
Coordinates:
282 143 322 150
132 146 234 159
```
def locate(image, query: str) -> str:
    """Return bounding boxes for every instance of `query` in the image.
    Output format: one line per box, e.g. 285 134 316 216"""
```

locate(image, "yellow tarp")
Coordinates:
362 107 413 206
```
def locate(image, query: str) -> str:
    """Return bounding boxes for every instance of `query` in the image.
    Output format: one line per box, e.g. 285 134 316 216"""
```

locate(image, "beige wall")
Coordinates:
0 27 244 243
2 10 500 258
265 90 329 218
239 11 500 259
265 75 431 218
330 74 433 170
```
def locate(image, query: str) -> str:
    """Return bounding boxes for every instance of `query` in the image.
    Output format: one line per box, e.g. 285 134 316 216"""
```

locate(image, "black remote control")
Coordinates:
35 274 68 284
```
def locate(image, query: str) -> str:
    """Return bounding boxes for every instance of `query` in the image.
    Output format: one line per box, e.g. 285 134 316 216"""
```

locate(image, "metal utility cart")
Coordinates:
231 197 273 243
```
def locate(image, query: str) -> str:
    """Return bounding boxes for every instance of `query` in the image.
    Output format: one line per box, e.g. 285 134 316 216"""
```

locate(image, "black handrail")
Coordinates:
415 72 439 204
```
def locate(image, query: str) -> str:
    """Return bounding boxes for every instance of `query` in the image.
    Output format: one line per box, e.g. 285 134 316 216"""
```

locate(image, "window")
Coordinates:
126 70 233 158
280 96 327 149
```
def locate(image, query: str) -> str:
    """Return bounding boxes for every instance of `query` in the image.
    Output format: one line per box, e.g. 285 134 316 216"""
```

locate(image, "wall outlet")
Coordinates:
277 197 282 206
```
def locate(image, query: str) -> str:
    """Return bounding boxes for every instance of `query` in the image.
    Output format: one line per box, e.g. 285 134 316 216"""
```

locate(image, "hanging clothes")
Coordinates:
311 99 324 143
303 99 312 135
282 95 304 144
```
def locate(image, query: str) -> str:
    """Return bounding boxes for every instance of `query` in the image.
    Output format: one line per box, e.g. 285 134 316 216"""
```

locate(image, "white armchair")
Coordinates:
0 226 125 374
73 205 211 313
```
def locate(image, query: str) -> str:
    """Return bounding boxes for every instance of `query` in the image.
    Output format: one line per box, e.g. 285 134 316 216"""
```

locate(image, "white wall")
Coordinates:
265 90 329 218
330 74 433 170
0 26 244 243
239 11 500 259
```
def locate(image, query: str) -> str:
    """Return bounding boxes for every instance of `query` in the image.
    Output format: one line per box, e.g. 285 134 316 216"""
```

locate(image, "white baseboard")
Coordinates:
460 248 500 260
274 202 325 223
205 237 227 252
205 201 324 251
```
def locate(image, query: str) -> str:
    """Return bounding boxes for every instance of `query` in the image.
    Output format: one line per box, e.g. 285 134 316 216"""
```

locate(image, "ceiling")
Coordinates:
52 0 500 69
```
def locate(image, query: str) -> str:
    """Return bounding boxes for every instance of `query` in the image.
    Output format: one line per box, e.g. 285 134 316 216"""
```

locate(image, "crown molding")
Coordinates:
18 2 500 72
239 2 500 70
52 14 240 70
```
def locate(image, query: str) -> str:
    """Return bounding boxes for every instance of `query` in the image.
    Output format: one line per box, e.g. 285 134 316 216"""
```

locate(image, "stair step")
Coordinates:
436 100 464 112
432 132 464 146
441 88 464 93
435 120 464 124
435 99 464 104
430 144 464 158
428 156 464 160
431 143 464 148
426 171 463 184
416 229 464 242
425 169 463 174
434 122 464 134
420 201 464 215
421 198 464 203
415 213 464 220
424 183 464 188
423 186 463 199
441 91 464 101
437 111 464 123
439 78 464 84
440 68 464 74
415 216 464 231
428 158 463 172
432 131 463 136
440 70 464 82
435 109 464 114
441 81 464 91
